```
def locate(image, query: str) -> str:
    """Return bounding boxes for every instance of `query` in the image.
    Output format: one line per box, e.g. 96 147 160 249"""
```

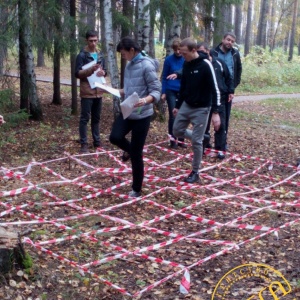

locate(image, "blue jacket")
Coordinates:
161 54 184 94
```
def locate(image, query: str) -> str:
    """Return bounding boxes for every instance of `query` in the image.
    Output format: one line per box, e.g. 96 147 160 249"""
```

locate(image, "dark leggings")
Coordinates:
109 115 151 193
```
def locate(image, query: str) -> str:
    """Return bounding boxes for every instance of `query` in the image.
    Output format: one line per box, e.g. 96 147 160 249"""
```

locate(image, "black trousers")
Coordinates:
205 98 226 151
109 115 151 193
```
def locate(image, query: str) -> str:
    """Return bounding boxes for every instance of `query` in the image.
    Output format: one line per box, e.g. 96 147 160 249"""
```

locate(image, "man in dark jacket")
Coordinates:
173 38 220 184
198 42 234 159
211 32 242 149
75 30 107 153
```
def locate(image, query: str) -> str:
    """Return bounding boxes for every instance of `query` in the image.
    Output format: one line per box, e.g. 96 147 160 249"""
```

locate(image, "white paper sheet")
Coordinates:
82 60 106 89
120 92 139 119
94 82 121 97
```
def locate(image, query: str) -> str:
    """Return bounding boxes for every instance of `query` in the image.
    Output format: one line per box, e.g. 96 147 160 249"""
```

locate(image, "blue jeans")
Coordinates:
109 115 151 193
79 98 102 146
166 90 179 138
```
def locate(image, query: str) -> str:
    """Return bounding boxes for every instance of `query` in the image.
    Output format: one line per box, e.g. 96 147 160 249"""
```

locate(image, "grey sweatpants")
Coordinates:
173 102 210 173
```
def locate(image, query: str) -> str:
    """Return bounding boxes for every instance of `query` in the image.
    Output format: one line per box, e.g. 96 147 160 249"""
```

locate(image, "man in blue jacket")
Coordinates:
161 39 186 149
173 38 221 184
211 32 242 149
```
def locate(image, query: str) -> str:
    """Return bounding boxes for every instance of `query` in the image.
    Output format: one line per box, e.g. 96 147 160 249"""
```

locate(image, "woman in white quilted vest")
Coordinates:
109 37 161 198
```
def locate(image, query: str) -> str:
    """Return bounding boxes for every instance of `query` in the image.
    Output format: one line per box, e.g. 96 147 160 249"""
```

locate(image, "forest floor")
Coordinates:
0 67 300 299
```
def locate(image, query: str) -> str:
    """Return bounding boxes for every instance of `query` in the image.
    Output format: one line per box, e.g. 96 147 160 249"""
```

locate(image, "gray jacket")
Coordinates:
124 55 161 120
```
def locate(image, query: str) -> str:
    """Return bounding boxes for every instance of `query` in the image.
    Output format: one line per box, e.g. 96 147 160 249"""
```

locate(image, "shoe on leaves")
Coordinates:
217 151 225 160
80 144 89 153
121 151 130 162
128 190 141 198
184 171 200 184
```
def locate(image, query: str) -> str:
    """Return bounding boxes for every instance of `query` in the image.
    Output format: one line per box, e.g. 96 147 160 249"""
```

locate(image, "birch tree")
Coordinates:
18 0 43 120
103 0 120 118
137 0 150 52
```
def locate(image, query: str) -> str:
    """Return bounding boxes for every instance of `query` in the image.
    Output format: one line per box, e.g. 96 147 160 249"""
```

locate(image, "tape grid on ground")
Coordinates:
0 138 300 297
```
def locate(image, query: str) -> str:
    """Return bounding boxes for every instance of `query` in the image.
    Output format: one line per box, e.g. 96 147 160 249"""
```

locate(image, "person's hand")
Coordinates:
228 94 234 102
167 73 177 80
161 94 166 102
90 64 100 72
134 98 148 108
96 66 105 77
211 113 220 131
173 108 179 117
0 115 5 125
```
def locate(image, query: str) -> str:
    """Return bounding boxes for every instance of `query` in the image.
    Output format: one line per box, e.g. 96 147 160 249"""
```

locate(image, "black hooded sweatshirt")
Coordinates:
175 52 220 112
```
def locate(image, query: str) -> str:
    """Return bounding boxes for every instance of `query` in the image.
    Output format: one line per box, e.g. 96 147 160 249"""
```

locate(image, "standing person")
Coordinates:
198 42 234 159
211 32 242 149
173 38 221 184
75 30 107 153
161 39 186 149
109 37 161 198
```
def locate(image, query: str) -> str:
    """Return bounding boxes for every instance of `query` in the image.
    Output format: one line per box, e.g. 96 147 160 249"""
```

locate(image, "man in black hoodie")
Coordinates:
211 32 242 149
173 38 221 184
198 42 234 159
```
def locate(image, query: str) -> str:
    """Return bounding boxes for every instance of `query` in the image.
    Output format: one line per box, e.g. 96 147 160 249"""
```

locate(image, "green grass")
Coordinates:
232 97 300 132
234 46 300 95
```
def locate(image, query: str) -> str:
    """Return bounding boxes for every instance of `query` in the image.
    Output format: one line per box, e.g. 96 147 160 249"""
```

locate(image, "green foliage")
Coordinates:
239 47 300 94
0 89 29 128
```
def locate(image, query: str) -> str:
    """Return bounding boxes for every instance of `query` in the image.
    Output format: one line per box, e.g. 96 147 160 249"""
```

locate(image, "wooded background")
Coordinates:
0 0 299 120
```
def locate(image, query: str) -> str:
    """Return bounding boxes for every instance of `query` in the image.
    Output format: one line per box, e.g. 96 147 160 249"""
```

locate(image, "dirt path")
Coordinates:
5 72 300 102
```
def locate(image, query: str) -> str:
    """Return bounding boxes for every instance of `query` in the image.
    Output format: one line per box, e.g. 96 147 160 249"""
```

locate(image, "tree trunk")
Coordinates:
165 13 182 56
18 0 43 120
0 227 32 274
288 0 298 61
148 3 156 58
268 0 275 52
244 0 253 56
70 0 78 115
256 0 269 48
103 0 120 119
234 4 242 44
137 0 150 52
0 5 9 76
158 15 164 43
86 0 96 30
120 0 133 89
99 0 106 54
36 47 45 67
52 0 62 105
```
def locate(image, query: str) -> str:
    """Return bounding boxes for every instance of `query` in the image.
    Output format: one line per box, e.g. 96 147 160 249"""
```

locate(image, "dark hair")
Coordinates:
86 30 98 39
180 38 197 51
223 32 236 40
117 37 141 52
172 38 181 49
197 42 209 51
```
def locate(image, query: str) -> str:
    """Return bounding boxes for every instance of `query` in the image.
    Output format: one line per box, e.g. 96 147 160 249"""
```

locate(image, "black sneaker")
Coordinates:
93 141 102 148
170 141 178 149
128 190 141 198
121 151 130 162
217 151 225 159
80 144 89 153
178 142 187 148
184 171 200 183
